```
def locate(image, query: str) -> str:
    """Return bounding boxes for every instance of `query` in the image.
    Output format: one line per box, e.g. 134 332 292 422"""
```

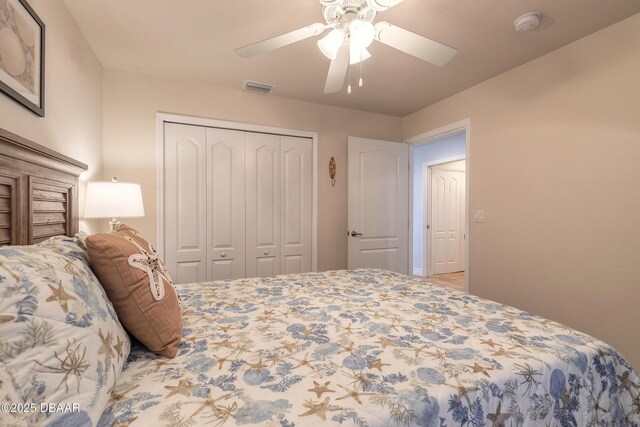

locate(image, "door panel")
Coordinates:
246 133 281 278
360 248 398 271
361 151 398 238
431 168 465 274
206 128 246 280
176 261 202 284
432 173 447 273
164 123 207 282
348 137 408 274
284 255 303 274
210 259 233 281
281 136 312 274
176 141 200 250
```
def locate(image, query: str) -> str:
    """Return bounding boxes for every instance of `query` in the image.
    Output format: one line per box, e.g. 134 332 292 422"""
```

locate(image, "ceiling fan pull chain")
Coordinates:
347 55 352 95
359 53 364 88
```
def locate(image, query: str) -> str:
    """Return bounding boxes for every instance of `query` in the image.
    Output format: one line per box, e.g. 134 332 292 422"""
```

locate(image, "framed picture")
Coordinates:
0 0 44 116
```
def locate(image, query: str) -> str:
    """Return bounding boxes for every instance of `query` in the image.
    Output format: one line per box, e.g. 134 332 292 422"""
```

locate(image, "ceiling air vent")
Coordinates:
243 80 276 94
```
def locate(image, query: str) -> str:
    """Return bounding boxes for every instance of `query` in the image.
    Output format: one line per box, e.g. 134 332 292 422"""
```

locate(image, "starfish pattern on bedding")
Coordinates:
113 335 125 358
97 329 115 368
465 362 494 377
45 282 77 313
375 336 396 348
336 385 374 405
486 401 511 427
369 358 390 372
308 381 336 398
299 397 333 421
165 378 197 398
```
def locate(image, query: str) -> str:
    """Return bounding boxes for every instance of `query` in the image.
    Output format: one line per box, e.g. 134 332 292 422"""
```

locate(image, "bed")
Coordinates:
1 128 639 426
97 270 639 426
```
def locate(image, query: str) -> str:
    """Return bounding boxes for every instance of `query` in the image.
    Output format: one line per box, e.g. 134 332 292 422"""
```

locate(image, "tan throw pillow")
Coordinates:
86 225 182 358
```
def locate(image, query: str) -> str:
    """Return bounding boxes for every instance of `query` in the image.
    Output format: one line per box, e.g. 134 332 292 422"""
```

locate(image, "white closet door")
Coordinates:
164 123 207 283
206 128 246 280
280 136 312 274
246 133 281 278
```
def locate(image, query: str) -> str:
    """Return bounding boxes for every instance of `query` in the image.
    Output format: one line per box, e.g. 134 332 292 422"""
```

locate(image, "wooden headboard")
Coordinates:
0 127 88 246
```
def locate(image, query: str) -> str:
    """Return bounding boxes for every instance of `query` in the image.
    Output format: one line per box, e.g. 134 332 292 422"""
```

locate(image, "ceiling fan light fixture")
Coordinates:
350 48 371 64
319 0 342 5
367 0 406 12
318 29 345 60
349 20 375 50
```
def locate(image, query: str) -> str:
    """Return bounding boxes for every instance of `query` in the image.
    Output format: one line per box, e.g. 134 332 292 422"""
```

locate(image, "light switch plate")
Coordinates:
473 210 485 223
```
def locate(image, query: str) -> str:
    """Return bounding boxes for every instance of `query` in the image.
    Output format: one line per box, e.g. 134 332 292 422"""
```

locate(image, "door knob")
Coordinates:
220 252 226 258
263 250 269 255
351 231 363 237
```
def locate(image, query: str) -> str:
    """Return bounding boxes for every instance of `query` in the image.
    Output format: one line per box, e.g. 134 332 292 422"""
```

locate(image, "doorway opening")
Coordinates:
408 120 470 292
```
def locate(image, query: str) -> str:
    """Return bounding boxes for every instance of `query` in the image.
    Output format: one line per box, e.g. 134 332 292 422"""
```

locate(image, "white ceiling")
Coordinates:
63 0 640 117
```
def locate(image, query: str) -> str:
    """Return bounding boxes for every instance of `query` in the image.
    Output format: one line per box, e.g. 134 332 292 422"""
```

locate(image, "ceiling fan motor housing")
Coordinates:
322 0 377 30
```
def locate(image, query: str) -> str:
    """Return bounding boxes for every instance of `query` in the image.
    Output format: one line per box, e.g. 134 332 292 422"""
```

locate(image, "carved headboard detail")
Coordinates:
0 128 88 246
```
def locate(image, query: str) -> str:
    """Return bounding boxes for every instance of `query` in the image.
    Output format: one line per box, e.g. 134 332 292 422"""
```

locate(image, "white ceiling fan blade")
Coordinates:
367 0 406 12
324 44 350 94
374 21 457 66
235 23 325 58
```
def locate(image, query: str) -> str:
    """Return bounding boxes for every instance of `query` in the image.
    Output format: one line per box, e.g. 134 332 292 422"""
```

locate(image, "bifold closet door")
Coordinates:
206 128 246 280
281 136 312 274
166 123 313 282
246 133 281 278
164 123 207 283
165 124 246 283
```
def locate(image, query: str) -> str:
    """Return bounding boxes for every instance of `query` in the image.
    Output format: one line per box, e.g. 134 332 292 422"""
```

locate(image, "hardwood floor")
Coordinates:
416 272 465 292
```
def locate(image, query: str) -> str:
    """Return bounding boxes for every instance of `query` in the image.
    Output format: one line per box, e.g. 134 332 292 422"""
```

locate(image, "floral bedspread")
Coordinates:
99 269 640 426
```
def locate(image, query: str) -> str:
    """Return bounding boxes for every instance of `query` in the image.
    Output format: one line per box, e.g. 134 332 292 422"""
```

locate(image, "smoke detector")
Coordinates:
514 12 542 33
243 80 275 94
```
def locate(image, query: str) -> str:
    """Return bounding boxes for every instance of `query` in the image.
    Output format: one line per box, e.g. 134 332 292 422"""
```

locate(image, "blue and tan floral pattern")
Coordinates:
101 269 639 426
0 237 131 426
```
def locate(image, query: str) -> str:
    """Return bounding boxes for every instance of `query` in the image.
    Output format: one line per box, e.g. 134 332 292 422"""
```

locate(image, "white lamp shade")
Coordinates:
349 20 374 51
318 29 345 60
350 47 371 64
84 181 145 219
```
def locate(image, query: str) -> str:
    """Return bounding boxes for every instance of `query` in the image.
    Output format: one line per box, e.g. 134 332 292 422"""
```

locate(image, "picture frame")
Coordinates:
0 0 45 117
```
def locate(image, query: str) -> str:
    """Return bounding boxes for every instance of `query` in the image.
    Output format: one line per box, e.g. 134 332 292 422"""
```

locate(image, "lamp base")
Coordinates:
109 218 121 232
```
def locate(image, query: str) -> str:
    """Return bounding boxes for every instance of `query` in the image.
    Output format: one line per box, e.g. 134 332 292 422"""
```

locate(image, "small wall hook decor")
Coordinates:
329 156 336 186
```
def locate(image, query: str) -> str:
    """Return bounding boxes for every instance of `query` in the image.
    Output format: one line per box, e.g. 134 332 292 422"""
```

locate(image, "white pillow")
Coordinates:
0 236 130 426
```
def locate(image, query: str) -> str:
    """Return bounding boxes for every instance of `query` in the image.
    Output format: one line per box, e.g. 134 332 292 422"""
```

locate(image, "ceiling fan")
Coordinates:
235 0 458 94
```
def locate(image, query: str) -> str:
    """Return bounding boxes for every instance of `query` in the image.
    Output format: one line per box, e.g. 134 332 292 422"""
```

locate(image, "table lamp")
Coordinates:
84 177 145 231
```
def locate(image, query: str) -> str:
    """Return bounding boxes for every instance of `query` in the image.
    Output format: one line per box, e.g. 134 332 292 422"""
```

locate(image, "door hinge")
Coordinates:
426 224 430 230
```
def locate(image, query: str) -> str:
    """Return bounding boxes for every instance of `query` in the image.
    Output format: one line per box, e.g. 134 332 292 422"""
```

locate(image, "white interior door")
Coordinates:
348 137 409 274
246 132 281 278
206 128 246 280
431 168 465 274
164 123 207 283
280 136 313 274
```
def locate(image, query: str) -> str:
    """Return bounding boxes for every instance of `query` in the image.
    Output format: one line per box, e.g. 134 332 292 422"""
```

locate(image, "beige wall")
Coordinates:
102 69 402 271
434 160 466 171
0 0 103 233
404 14 640 369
